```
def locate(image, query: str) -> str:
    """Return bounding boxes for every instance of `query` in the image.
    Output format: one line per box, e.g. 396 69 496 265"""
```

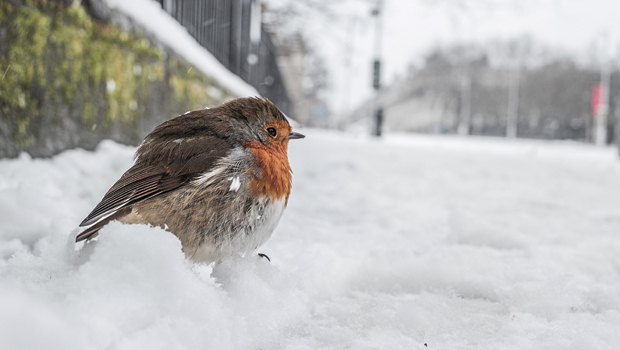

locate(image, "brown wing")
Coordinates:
78 164 178 227
76 136 232 242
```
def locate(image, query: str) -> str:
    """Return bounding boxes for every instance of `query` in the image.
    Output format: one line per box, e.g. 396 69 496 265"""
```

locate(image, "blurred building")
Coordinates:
276 33 308 124
274 31 330 127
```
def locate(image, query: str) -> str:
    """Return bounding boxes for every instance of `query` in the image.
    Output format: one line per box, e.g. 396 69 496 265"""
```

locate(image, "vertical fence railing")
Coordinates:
156 0 291 117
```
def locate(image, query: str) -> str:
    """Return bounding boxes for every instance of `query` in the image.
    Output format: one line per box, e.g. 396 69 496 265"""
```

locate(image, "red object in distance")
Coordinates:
592 84 606 117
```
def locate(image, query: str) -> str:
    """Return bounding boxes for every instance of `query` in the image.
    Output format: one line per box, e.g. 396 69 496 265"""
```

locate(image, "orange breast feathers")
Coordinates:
245 140 293 205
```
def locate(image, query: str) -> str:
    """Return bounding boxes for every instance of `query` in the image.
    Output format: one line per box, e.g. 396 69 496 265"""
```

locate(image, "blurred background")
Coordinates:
1 0 620 157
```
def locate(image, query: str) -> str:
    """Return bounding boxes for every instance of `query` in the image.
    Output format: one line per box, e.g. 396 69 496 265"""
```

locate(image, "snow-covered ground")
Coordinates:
1 130 620 349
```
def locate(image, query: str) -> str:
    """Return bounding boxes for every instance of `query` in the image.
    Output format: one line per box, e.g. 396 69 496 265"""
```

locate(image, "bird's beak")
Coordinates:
286 132 305 140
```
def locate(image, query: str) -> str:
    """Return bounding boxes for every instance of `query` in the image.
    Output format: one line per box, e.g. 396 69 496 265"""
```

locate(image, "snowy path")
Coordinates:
1 130 620 349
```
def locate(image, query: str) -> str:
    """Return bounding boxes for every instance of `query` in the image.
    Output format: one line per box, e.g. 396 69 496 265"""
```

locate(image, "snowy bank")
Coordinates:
2 131 620 349
105 0 258 98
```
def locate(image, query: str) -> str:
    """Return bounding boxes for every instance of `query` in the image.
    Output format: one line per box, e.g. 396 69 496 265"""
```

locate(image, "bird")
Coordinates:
76 97 304 263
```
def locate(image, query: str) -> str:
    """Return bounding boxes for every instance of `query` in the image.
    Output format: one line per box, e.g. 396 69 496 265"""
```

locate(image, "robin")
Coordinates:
76 97 304 263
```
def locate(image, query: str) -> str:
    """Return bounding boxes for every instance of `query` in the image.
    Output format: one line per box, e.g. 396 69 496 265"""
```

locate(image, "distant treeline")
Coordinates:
372 39 619 142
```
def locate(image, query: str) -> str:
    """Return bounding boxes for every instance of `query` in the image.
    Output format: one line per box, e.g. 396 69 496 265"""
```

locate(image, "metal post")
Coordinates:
616 45 620 156
371 0 383 137
506 65 520 138
595 33 611 147
594 66 610 146
457 72 471 135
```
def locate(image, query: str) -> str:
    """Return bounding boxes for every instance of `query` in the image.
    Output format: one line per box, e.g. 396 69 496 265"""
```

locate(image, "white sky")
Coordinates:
301 0 620 115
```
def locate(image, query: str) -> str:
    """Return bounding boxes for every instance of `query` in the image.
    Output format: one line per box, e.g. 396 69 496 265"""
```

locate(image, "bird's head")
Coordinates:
137 97 304 163
219 97 305 147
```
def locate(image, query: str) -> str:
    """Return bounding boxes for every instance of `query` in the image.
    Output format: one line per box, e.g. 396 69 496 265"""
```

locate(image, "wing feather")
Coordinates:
77 135 232 237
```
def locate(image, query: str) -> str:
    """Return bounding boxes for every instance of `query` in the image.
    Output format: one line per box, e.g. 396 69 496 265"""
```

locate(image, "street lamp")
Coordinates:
371 0 383 137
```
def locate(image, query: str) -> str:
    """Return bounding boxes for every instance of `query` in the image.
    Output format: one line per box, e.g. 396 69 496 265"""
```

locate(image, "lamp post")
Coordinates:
506 64 520 138
594 32 612 147
371 0 383 137
457 72 471 136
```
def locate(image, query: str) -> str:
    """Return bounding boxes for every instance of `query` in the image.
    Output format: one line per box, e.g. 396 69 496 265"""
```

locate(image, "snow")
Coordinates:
2 131 620 349
104 0 258 98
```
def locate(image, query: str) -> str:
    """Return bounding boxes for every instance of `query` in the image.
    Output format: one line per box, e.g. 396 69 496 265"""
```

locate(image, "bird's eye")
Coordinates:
267 127 277 137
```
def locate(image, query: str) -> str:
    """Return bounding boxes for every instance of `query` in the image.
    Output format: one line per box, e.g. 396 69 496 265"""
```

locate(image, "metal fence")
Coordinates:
155 0 291 116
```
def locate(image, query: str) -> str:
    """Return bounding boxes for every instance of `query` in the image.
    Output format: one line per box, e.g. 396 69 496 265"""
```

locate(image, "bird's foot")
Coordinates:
257 253 270 262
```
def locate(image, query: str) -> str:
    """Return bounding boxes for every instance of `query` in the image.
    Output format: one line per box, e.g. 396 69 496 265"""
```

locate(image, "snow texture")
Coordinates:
104 0 258 98
2 131 620 349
